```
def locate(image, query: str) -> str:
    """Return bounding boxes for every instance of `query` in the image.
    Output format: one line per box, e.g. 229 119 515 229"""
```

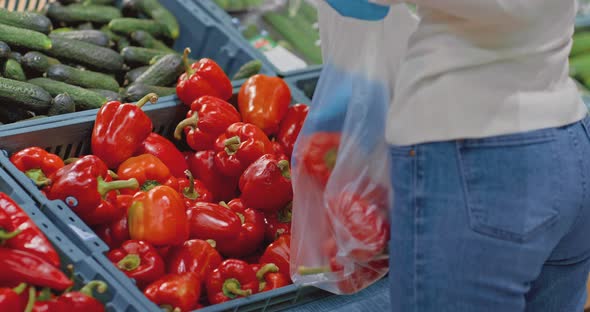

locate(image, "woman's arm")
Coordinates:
371 0 539 25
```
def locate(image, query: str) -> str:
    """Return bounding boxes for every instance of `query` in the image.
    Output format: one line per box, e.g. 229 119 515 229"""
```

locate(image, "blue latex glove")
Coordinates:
325 0 390 21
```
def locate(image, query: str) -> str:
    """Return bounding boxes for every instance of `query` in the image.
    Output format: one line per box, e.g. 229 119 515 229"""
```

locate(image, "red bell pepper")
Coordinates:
271 141 289 162
57 281 107 312
178 170 213 206
144 272 201 312
239 154 293 213
46 156 139 217
0 193 60 267
0 248 73 291
264 202 292 242
10 147 64 187
128 185 189 246
259 235 291 279
214 122 274 177
186 201 241 242
107 240 165 290
91 93 158 169
176 48 233 106
136 133 189 178
327 192 389 262
251 263 290 292
80 194 121 226
298 132 341 187
93 196 132 250
215 199 265 258
117 154 178 193
186 151 239 202
167 239 222 284
277 104 309 158
238 74 291 136
206 259 259 304
0 283 27 311
174 95 241 152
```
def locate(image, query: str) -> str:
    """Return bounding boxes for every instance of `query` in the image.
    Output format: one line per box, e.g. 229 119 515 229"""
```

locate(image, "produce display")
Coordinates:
0 0 263 125
212 0 321 72
8 55 310 309
0 192 108 311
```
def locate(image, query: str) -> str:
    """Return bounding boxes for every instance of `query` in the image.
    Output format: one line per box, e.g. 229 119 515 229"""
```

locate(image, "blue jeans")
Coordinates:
389 116 590 311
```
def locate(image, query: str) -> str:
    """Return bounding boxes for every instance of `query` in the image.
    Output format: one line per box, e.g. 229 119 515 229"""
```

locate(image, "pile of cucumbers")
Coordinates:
570 30 590 90
0 0 181 125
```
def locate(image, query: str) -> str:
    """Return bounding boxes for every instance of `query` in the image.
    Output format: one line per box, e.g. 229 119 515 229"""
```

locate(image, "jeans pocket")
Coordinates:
457 129 561 243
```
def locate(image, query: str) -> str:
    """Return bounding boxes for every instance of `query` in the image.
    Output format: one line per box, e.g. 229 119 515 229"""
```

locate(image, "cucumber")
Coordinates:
0 8 52 34
117 37 131 52
0 41 10 59
100 25 122 42
77 22 95 30
90 88 121 102
125 65 149 84
46 64 120 91
262 12 322 64
125 84 175 101
9 52 22 64
22 51 61 73
51 27 75 33
48 37 124 73
2 59 26 81
121 46 168 66
298 1 318 23
84 0 115 4
48 93 75 116
232 59 262 80
0 23 52 51
135 0 179 39
49 30 110 47
46 3 122 24
0 77 52 112
572 32 590 57
130 30 175 53
133 53 183 86
108 18 168 38
0 104 33 123
28 78 107 110
570 54 590 77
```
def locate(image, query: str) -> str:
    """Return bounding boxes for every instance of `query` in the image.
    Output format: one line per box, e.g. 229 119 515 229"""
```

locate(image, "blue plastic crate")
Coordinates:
0 165 150 311
0 0 276 132
194 0 324 77
283 67 321 103
0 82 327 312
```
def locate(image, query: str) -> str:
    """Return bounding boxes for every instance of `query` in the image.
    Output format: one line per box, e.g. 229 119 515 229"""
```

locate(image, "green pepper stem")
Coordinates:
224 136 241 155
97 176 139 198
277 160 291 179
80 280 108 298
182 170 200 200
236 212 245 224
206 239 216 248
173 113 198 140
64 264 75 293
37 287 52 301
63 157 80 165
324 149 338 171
141 180 161 192
12 283 27 295
222 278 252 298
297 266 331 275
256 263 279 282
0 228 21 241
218 201 230 209
24 287 36 312
136 93 158 108
108 170 119 179
25 168 51 187
278 202 293 223
117 254 141 271
183 47 195 76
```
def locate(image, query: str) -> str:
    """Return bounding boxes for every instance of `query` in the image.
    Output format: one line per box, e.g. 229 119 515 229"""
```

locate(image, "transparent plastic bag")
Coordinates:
289 1 418 295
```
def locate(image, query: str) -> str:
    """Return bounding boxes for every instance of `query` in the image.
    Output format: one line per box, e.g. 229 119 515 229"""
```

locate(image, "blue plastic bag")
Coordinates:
290 0 418 295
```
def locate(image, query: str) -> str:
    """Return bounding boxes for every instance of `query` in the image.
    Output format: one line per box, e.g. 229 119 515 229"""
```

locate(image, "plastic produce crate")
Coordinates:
0 162 150 311
0 83 332 312
0 0 275 131
283 67 321 102
194 0 323 77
